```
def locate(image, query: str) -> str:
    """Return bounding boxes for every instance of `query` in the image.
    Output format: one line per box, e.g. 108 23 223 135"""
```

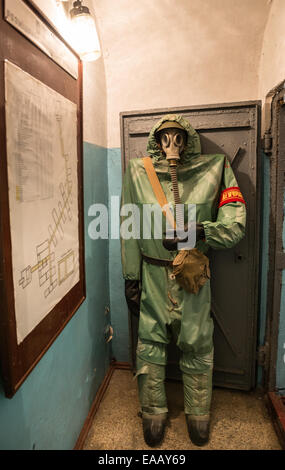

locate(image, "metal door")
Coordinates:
120 101 261 391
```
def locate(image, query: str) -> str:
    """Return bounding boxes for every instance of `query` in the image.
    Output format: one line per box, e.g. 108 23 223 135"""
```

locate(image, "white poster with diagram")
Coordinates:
5 60 80 344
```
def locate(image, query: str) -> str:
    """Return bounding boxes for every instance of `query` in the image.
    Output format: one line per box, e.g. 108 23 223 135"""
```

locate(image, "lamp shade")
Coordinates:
70 1 101 62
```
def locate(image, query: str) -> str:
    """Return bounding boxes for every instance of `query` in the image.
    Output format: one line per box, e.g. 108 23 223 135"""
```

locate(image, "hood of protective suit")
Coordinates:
146 114 201 163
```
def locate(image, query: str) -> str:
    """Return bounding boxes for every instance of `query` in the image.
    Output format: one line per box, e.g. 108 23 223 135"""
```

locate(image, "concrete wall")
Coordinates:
258 0 285 104
0 0 110 449
95 0 270 148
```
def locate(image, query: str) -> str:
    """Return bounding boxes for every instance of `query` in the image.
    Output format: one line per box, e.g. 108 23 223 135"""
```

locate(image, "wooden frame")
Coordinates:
0 0 85 397
266 392 285 449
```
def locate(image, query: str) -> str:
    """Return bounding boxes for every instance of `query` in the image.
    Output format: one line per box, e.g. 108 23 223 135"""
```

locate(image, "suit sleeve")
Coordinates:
202 158 246 250
120 162 142 280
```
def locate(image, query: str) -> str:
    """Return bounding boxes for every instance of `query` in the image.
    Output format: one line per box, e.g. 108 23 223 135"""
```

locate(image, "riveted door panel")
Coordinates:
121 101 260 390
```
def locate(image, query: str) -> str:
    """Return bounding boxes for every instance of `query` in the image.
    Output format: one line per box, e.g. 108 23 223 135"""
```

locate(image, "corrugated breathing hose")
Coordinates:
169 163 184 232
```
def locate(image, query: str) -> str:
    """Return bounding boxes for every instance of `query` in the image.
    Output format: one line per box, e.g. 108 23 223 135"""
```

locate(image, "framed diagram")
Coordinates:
0 1 85 397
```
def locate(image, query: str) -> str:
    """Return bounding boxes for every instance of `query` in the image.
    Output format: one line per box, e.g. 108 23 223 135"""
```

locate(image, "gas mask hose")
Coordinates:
169 160 184 232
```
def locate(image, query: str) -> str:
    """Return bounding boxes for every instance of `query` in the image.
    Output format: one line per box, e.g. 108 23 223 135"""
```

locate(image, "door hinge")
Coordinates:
257 342 269 367
262 131 272 155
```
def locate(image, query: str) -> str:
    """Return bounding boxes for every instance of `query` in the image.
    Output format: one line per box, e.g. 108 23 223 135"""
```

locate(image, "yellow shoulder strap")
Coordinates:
143 157 176 229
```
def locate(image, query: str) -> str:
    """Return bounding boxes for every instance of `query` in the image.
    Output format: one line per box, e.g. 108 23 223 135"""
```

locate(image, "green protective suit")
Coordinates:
120 114 246 417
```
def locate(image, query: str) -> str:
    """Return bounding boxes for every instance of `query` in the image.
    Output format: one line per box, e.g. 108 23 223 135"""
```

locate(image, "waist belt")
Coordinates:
142 253 173 267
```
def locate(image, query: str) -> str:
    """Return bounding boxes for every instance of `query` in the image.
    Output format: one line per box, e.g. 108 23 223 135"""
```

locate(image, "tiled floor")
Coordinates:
83 369 281 450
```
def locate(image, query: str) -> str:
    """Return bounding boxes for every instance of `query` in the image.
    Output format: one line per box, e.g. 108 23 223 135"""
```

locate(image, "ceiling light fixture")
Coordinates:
69 0 101 62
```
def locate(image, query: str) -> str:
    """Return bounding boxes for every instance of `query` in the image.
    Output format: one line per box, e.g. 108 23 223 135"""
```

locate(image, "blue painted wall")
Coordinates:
278 190 285 392
276 186 285 392
276 270 285 392
107 148 129 363
258 152 285 393
258 154 270 345
257 152 271 385
0 142 111 450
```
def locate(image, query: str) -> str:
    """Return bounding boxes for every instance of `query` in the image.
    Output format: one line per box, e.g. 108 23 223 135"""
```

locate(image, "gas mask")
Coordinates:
159 128 186 162
156 123 187 232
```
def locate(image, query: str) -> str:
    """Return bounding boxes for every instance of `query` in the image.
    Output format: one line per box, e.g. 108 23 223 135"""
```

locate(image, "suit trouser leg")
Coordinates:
171 279 213 417
170 325 214 416
136 339 168 415
180 349 213 416
136 340 168 447
136 340 213 417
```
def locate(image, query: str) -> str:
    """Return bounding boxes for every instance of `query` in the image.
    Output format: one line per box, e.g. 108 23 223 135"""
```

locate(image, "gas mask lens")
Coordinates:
174 132 183 147
161 132 170 148
160 129 185 161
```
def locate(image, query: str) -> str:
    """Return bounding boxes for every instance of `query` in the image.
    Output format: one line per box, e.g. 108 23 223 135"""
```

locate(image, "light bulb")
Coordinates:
71 14 101 61
70 1 101 62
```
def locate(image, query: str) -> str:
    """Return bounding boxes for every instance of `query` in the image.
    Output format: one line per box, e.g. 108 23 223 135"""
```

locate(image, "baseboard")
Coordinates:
113 361 132 370
74 361 131 450
266 391 285 450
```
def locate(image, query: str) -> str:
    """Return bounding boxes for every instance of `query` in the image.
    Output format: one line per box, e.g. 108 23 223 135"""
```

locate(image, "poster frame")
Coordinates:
0 0 85 398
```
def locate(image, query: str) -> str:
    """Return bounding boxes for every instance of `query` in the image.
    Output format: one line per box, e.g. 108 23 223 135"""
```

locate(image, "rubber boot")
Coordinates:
142 412 168 447
182 367 213 446
136 356 168 447
185 414 210 446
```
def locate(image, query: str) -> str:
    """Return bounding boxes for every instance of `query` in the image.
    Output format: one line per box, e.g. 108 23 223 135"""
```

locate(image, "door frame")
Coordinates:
263 81 285 392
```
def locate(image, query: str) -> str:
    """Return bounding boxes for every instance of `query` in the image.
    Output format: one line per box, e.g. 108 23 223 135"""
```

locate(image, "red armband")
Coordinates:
218 186 245 208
